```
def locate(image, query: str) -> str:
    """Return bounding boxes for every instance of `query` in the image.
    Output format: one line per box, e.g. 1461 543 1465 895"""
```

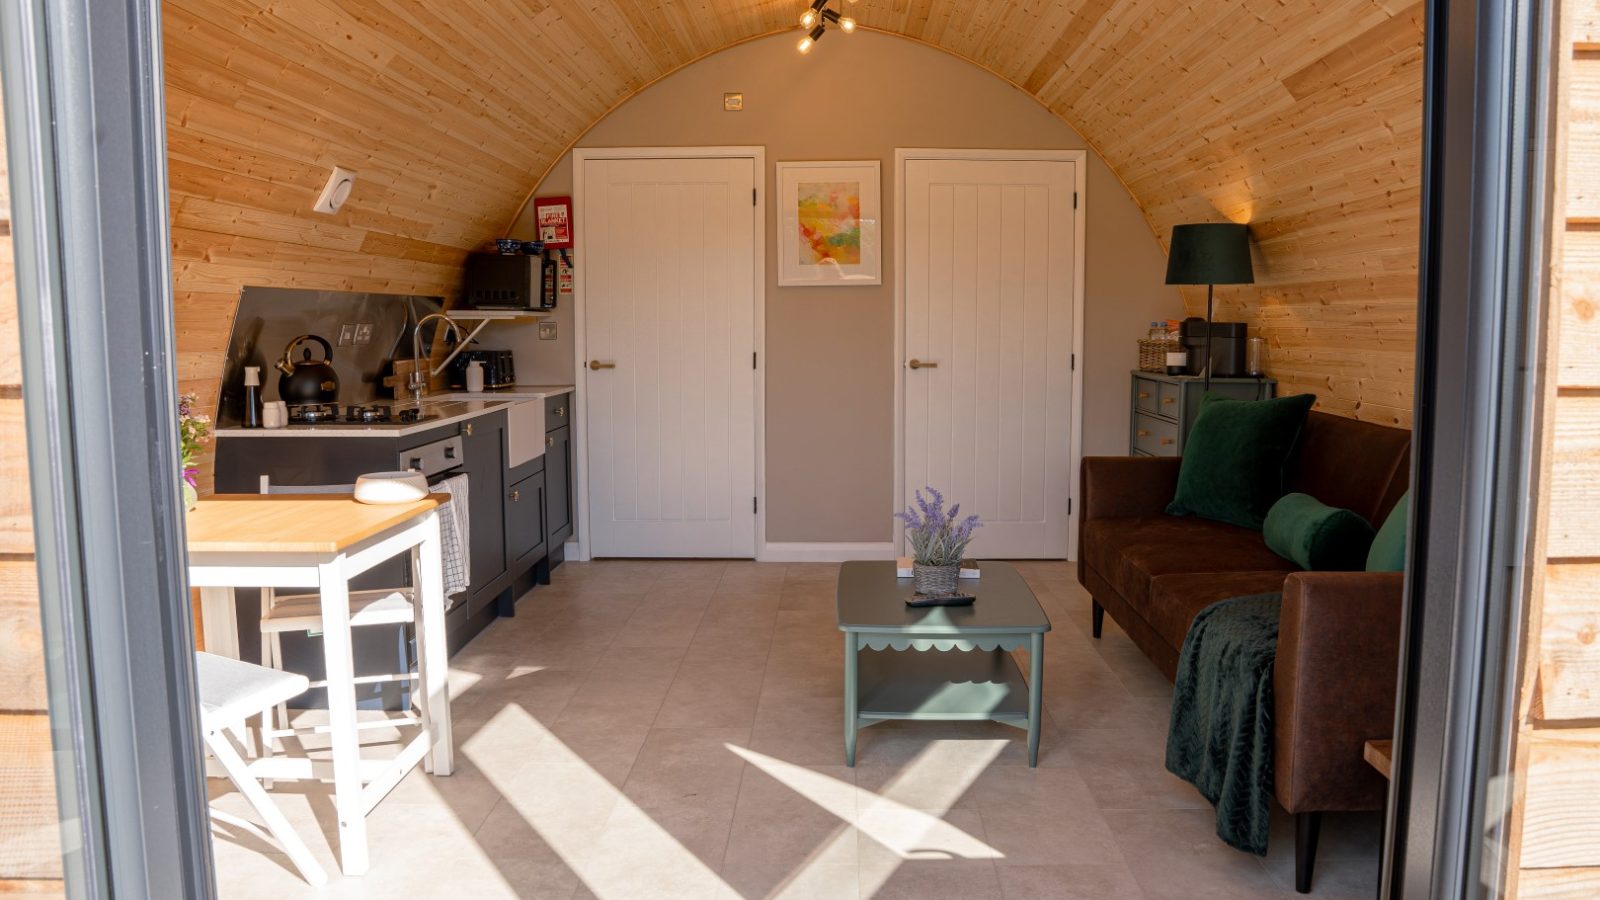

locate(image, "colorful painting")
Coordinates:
777 161 881 286
797 181 863 266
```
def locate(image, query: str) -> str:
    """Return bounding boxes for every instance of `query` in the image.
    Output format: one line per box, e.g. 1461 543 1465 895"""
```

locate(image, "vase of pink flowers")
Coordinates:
896 486 981 595
178 393 211 511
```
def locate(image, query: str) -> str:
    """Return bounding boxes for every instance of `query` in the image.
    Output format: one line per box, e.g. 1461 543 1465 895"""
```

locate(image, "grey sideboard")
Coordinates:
1129 370 1277 457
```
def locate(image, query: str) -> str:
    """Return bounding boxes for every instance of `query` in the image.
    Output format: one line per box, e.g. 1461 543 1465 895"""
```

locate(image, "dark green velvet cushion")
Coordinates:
1365 490 1410 572
1263 492 1376 571
1165 392 1317 530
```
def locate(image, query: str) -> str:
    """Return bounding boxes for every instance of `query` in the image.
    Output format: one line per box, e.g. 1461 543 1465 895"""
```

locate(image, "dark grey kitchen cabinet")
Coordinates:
506 469 547 570
543 392 574 552
460 411 507 615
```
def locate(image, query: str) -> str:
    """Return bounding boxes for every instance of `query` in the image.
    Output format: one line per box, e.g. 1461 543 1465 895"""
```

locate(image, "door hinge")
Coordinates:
1068 497 1073 515
1071 353 1076 371
753 496 759 514
753 188 758 206
1073 191 1078 209
753 351 758 369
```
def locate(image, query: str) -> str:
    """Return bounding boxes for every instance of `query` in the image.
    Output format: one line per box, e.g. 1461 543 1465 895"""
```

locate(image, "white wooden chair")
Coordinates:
197 651 328 886
256 477 420 755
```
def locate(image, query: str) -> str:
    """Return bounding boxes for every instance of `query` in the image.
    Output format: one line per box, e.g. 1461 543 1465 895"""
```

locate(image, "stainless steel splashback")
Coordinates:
217 287 446 426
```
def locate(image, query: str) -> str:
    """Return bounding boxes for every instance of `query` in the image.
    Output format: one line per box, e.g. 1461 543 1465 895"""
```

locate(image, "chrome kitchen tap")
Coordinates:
411 312 466 405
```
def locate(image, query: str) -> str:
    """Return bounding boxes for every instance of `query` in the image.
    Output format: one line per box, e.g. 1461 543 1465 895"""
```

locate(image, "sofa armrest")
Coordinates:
1273 571 1405 814
1080 456 1182 521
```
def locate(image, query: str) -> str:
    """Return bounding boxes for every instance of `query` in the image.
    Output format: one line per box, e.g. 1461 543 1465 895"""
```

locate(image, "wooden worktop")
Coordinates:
185 494 448 555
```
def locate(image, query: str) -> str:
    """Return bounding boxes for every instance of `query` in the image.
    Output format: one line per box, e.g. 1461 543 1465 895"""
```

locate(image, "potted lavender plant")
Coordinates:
178 392 211 511
896 487 981 595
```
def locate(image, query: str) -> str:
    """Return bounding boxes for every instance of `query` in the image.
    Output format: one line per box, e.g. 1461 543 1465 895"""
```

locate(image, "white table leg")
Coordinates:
199 587 240 659
318 556 369 876
414 512 454 776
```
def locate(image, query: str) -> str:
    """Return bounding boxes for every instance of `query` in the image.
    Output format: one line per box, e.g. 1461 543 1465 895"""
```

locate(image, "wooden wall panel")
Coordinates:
164 0 1425 494
1509 0 1600 891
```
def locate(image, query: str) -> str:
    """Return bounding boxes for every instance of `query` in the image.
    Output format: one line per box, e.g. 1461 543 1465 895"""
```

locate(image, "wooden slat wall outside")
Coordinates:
0 69 67 893
162 0 1424 493
1507 0 1600 893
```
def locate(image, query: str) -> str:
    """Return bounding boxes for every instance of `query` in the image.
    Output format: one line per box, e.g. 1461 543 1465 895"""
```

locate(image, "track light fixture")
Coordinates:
796 0 856 52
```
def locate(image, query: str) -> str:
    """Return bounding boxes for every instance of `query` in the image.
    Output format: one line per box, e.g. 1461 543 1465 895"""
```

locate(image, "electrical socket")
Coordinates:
538 322 558 341
353 323 374 345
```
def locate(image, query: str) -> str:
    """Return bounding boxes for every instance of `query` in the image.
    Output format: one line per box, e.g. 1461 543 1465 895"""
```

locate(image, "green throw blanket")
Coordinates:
1164 592 1282 856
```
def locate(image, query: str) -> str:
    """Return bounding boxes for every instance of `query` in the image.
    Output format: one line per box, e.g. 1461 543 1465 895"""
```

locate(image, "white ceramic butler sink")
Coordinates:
504 400 546 468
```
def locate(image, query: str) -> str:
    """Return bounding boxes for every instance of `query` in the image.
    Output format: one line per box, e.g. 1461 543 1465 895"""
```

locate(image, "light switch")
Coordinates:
337 323 356 346
723 92 743 112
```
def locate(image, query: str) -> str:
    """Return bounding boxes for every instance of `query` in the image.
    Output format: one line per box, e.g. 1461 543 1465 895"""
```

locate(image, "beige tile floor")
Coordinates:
211 560 1381 899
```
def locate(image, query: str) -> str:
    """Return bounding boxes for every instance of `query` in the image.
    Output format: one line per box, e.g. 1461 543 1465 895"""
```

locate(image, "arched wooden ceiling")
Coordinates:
164 0 1423 437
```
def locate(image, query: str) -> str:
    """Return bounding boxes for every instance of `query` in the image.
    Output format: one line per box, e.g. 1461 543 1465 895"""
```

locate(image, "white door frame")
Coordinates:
570 146 767 561
892 148 1088 560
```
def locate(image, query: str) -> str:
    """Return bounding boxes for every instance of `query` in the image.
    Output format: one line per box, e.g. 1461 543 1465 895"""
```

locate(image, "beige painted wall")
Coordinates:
495 31 1180 545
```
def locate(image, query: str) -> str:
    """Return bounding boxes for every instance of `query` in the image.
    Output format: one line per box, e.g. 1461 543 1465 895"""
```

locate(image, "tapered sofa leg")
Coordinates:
1091 600 1104 639
1295 811 1321 893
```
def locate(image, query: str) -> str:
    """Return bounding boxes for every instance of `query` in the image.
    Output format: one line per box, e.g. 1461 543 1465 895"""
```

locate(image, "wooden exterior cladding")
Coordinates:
162 0 1425 492
1506 0 1600 894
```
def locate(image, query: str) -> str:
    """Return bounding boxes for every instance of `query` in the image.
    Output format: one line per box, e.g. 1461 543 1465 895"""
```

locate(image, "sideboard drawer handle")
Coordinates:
1137 429 1150 437
1137 391 1151 399
1162 397 1175 405
1160 438 1175 445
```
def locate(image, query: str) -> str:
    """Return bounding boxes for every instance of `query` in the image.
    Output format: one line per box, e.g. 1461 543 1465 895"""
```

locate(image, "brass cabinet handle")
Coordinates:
510 490 520 501
1138 391 1151 399
1137 429 1150 437
556 406 566 417
908 359 938 370
1160 438 1175 445
463 423 473 437
1162 397 1175 405
546 436 554 447
589 360 616 370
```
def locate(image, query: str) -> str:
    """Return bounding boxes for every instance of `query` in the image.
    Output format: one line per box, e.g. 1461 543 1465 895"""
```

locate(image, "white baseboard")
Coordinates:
760 542 897 563
562 539 589 562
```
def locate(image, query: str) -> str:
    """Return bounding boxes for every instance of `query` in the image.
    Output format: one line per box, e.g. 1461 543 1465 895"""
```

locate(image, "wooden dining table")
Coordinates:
186 494 455 876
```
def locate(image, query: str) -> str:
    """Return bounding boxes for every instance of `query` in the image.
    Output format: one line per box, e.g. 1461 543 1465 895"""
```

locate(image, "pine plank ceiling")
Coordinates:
165 0 1424 436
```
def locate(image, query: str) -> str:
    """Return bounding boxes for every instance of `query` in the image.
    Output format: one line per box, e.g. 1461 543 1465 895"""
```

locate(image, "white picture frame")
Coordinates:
776 160 882 286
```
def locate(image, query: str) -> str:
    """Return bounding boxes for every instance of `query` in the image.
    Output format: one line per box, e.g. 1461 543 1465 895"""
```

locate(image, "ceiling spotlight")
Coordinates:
797 0 857 52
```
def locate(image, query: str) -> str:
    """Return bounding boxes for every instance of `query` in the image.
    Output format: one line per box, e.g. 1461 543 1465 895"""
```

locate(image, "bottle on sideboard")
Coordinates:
242 365 263 428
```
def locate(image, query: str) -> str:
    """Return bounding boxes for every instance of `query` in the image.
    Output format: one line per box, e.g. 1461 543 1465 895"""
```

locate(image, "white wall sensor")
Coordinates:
313 166 356 214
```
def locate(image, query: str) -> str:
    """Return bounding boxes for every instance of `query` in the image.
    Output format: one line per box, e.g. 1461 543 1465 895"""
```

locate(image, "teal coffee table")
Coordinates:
836 560 1051 767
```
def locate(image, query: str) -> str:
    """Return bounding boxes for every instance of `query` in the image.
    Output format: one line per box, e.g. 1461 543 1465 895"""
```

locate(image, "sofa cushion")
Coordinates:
1264 493 1376 572
1145 571 1299 649
1167 393 1317 529
1366 490 1410 572
1082 515 1297 613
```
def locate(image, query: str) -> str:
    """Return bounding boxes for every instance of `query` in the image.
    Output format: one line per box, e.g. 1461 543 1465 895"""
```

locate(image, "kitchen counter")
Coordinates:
215 384 575 439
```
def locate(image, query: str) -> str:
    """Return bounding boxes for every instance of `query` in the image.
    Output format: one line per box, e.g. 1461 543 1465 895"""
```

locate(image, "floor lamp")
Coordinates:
1164 223 1255 391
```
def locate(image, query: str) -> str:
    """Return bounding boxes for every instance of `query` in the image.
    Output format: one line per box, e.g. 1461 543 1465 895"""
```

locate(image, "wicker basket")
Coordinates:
913 563 960 596
1138 338 1180 373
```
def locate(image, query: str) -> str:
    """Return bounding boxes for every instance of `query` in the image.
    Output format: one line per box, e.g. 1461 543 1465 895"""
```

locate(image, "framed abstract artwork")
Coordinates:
776 161 882 286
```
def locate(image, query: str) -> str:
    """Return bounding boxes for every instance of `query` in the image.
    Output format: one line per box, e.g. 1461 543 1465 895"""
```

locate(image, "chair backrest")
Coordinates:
1287 411 1412 526
259 474 354 495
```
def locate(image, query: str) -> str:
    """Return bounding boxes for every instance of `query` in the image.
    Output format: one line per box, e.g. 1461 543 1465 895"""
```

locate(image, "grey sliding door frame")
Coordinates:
0 0 214 896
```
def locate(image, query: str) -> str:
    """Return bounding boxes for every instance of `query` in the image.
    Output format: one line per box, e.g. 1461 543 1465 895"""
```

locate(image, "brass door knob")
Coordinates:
908 359 938 370
589 360 616 370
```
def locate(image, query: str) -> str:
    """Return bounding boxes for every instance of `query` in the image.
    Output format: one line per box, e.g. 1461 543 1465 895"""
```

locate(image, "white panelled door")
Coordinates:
902 156 1079 559
582 156 758 557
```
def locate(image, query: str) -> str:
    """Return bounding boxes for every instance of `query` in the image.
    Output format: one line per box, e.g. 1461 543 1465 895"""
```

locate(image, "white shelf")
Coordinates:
448 309 547 321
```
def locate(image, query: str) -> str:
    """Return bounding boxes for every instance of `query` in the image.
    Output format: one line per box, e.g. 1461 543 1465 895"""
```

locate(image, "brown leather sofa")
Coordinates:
1078 411 1410 893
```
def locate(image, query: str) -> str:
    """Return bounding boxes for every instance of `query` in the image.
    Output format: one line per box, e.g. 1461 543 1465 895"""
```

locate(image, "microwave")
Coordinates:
461 253 556 311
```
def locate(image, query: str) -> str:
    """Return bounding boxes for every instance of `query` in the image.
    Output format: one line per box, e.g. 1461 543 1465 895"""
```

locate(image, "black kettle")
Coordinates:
276 334 340 405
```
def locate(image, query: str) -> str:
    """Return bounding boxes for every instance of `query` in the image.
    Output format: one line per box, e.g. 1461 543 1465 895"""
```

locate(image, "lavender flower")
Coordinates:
895 486 982 566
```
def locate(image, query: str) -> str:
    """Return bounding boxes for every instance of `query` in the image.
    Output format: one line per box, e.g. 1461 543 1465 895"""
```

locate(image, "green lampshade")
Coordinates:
1165 222 1254 285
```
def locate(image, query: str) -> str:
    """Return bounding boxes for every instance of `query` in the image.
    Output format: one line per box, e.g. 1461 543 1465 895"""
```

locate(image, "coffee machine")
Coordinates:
1179 317 1249 378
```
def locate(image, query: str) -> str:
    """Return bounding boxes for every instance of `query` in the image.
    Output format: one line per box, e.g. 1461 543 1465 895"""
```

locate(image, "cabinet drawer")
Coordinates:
544 393 571 427
1156 381 1181 419
1133 413 1179 456
1134 377 1161 414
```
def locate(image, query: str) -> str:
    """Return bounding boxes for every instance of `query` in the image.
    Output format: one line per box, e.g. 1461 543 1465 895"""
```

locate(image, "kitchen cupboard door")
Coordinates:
581 155 758 558
544 424 573 547
901 155 1080 559
505 470 546 569
461 414 506 612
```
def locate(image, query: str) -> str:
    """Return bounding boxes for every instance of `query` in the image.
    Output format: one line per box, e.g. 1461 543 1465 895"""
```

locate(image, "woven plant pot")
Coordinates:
913 563 959 596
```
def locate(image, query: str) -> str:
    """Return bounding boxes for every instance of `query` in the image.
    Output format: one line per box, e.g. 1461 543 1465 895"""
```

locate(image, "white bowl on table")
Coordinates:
353 471 428 505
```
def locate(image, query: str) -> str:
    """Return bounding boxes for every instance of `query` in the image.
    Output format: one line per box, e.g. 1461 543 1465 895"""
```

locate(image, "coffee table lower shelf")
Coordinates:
856 647 1030 727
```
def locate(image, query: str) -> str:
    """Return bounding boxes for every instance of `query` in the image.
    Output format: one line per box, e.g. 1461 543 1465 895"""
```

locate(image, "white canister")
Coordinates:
262 401 287 428
465 359 485 393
